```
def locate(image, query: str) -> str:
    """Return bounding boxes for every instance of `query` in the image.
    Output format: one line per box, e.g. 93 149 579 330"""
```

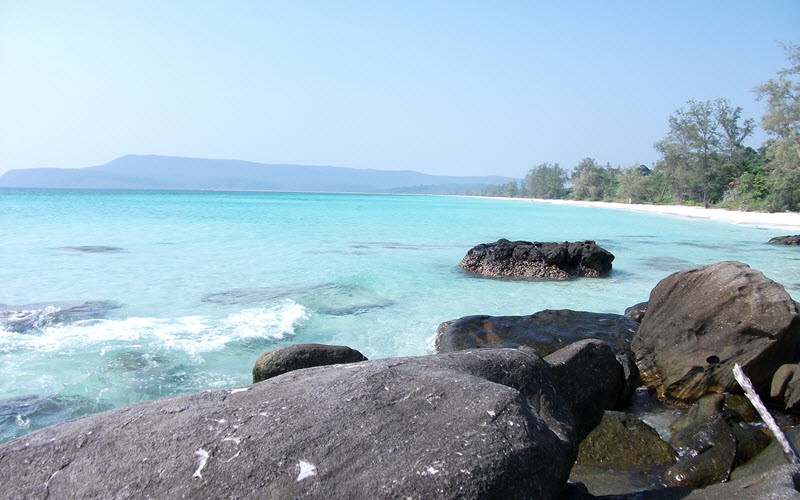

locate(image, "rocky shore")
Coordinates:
1 260 799 498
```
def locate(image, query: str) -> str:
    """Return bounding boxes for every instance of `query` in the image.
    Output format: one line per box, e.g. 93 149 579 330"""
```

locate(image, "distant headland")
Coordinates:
0 155 513 194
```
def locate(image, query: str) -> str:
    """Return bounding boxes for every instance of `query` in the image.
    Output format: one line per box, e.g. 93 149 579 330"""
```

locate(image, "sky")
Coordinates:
0 2 798 178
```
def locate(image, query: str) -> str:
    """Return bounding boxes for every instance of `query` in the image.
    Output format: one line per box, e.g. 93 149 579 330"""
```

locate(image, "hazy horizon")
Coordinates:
1 1 798 177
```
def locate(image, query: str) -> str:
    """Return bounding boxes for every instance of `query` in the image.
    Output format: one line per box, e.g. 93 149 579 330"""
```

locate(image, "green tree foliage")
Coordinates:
525 163 567 199
570 158 619 201
755 42 800 211
654 98 754 207
616 165 655 203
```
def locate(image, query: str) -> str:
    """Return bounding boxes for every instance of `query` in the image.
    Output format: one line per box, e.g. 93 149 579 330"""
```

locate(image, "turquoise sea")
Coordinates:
1 188 799 442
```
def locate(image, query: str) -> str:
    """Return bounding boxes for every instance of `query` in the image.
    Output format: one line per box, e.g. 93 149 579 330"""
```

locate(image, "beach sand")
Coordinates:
527 198 800 232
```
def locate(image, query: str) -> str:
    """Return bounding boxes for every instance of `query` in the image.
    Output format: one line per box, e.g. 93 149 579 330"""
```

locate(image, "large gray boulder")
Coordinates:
436 310 639 356
252 343 367 382
459 239 614 279
631 261 800 403
0 349 579 499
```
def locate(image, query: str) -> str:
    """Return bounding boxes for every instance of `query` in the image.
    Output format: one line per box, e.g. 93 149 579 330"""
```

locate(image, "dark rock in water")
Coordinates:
459 238 614 279
544 340 625 439
640 256 695 272
772 364 800 412
56 245 127 253
576 411 677 467
664 416 737 489
769 235 800 245
668 394 725 439
631 261 800 404
722 394 758 423
0 349 581 499
0 300 122 333
668 394 770 472
731 428 800 481
729 422 772 468
253 343 368 383
0 395 110 444
202 283 334 304
435 309 639 357
566 465 684 498
624 301 648 323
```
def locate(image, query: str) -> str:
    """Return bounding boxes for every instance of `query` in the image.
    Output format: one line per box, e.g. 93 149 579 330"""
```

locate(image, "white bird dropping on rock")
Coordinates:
193 449 210 479
296 460 317 481
733 363 799 464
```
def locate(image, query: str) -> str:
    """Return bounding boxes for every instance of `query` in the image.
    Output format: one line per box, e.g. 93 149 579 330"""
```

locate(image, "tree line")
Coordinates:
481 43 800 212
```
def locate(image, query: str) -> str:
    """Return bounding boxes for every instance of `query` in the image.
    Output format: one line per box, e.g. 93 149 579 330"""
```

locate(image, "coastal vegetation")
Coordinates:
481 43 800 212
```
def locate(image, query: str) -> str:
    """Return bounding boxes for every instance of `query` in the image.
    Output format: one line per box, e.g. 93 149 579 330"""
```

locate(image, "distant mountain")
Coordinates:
0 155 513 193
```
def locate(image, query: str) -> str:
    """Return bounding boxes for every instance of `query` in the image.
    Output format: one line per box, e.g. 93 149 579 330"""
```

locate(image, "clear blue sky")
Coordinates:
1 1 798 177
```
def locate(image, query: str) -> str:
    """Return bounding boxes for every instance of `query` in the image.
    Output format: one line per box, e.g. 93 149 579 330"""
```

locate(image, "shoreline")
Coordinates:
522 198 800 231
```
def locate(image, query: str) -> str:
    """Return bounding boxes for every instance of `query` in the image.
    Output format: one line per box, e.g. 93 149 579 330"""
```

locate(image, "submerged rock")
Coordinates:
664 416 737 489
769 235 800 245
0 349 581 499
459 238 613 279
0 394 110 444
631 261 800 403
0 300 122 333
436 309 639 357
203 282 395 315
252 343 368 383
56 245 127 253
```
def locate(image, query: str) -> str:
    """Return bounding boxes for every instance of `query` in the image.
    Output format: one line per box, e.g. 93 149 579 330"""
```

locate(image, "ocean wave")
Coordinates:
0 300 307 355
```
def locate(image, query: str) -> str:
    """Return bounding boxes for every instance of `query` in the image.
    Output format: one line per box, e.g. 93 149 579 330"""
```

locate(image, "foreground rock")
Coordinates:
772 364 800 412
459 238 614 279
0 349 581 499
252 343 367 382
565 465 800 499
436 310 639 357
544 340 625 438
631 261 800 403
769 235 800 245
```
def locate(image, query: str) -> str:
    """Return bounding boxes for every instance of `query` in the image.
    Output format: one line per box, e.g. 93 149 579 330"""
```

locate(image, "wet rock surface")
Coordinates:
459 238 614 279
576 411 677 467
0 349 581 499
436 309 639 357
631 261 800 403
252 343 368 382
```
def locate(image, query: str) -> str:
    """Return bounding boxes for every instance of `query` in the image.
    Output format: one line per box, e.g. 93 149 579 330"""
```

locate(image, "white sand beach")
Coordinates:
528 198 800 232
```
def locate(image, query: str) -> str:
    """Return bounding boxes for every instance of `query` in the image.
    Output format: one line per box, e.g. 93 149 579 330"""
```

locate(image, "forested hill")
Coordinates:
0 155 513 193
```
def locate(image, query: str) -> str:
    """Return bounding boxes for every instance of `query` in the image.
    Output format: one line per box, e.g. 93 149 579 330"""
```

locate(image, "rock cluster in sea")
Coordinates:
459 238 614 279
1 260 799 498
769 234 800 245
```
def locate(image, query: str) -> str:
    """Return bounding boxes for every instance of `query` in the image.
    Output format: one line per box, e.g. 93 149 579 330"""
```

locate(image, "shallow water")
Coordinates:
1 189 798 442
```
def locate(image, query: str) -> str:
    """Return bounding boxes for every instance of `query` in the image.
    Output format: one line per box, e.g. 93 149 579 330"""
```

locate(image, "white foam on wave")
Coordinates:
0 300 308 355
